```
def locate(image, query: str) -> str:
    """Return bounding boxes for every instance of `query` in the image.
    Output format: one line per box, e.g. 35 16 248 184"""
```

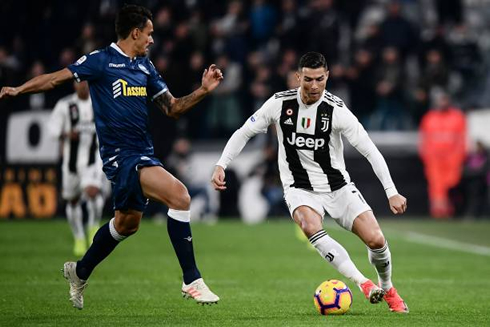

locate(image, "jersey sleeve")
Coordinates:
334 105 398 198
147 60 169 100
242 96 277 134
67 50 104 82
47 99 67 139
216 96 277 169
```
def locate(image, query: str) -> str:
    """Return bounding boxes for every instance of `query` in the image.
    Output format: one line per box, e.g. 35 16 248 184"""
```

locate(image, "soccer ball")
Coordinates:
313 279 353 315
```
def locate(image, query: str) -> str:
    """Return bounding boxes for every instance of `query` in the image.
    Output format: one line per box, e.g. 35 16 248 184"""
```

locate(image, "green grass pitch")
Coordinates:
1 218 490 326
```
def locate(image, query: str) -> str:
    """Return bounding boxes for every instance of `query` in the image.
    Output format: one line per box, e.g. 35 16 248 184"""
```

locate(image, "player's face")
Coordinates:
297 67 329 105
135 20 154 56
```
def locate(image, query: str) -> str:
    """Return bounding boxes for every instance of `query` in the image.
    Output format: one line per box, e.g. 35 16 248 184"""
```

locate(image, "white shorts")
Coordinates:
284 183 372 231
62 164 106 200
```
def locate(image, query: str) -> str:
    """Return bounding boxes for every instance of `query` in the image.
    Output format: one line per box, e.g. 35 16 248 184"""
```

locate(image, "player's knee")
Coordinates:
114 216 140 236
366 233 386 250
168 187 191 210
116 222 139 236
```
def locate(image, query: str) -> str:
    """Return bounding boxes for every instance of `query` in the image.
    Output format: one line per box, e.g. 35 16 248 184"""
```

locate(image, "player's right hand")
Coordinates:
211 165 227 191
388 194 407 215
0 86 20 99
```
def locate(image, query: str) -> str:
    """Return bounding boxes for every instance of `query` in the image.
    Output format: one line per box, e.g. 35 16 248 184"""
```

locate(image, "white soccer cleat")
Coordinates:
181 278 219 304
62 262 88 310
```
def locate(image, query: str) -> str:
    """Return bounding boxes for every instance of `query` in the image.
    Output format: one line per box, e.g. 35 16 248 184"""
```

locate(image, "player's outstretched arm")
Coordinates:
154 64 223 119
0 68 73 99
211 166 227 191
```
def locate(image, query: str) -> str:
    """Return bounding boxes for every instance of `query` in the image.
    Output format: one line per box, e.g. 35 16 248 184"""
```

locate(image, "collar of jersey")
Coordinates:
110 42 137 60
297 87 325 109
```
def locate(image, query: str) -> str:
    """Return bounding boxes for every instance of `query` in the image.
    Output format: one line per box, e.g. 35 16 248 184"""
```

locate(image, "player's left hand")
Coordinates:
201 64 223 93
388 194 407 215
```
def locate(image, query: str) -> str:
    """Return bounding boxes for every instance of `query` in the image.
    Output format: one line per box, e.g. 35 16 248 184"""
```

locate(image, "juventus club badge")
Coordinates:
321 116 330 132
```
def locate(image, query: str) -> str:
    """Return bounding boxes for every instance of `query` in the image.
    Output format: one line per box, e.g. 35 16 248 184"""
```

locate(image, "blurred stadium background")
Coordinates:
1 0 490 325
1 0 490 221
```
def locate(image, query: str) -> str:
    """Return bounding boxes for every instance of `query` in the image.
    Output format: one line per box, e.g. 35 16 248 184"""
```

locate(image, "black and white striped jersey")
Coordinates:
217 88 397 197
47 93 101 174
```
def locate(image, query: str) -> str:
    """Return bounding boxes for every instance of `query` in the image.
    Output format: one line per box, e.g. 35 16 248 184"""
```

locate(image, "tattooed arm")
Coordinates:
154 88 209 119
153 64 223 119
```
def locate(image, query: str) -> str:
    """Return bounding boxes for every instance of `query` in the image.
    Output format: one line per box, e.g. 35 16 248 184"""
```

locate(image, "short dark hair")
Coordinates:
298 52 328 71
115 4 153 39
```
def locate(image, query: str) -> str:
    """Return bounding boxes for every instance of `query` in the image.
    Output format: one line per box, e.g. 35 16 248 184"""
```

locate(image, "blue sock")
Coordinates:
167 217 201 284
76 220 121 280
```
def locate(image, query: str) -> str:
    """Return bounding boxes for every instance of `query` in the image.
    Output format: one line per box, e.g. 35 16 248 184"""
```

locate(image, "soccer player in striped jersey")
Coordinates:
47 81 106 257
212 52 409 313
1 4 222 309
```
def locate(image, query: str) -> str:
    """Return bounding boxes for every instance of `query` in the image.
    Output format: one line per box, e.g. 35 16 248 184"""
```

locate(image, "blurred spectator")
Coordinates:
346 48 377 127
419 91 466 218
447 24 482 105
418 25 451 68
210 0 248 62
302 0 340 63
27 61 46 110
208 54 243 137
249 0 278 49
167 138 217 222
379 1 418 61
436 0 463 25
459 141 489 219
371 47 410 130
76 23 99 54
1 0 490 137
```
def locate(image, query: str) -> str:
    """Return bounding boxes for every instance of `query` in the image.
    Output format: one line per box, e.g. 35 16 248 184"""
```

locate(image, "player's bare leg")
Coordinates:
352 211 408 312
292 206 381 301
139 166 219 304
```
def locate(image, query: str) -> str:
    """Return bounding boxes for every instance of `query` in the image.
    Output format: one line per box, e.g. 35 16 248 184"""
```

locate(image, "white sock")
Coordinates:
309 230 368 286
368 241 393 291
66 203 85 240
109 217 127 241
87 194 104 229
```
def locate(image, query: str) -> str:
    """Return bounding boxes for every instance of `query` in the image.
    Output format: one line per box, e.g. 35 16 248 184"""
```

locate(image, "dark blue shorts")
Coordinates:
103 155 163 212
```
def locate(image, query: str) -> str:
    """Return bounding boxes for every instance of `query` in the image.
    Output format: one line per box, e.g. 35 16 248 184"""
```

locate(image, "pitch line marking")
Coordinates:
403 231 490 257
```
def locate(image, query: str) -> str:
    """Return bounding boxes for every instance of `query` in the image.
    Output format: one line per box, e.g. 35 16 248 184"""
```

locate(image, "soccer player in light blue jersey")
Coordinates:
0 4 223 309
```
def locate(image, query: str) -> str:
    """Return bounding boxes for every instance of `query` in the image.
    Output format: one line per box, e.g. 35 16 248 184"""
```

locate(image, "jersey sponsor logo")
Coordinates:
284 118 294 125
286 108 294 116
250 115 256 122
286 132 325 150
112 79 147 98
109 63 126 68
301 117 311 129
